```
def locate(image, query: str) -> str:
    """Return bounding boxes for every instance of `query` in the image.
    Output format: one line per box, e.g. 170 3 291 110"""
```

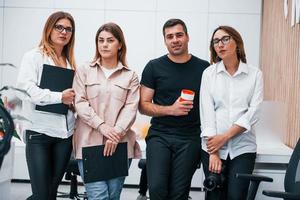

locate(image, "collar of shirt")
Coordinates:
90 58 129 71
216 60 249 77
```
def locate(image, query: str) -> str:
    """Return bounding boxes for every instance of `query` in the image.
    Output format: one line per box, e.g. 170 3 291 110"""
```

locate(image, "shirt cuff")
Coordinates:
53 92 63 104
90 115 104 130
234 118 251 132
201 127 217 137
114 126 125 136
96 121 105 132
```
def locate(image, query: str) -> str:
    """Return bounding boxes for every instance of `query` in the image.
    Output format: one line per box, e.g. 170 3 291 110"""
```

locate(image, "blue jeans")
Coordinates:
78 159 132 200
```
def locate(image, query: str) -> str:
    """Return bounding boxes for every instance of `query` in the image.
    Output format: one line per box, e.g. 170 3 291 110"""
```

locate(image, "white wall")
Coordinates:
0 2 4 85
0 0 263 189
0 0 262 87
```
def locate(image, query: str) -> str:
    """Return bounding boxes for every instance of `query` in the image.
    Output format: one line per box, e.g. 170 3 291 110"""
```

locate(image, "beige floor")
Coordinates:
11 181 205 200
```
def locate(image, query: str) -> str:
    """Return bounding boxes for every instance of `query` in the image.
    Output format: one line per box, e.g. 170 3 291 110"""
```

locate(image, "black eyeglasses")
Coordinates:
54 24 73 33
212 35 231 47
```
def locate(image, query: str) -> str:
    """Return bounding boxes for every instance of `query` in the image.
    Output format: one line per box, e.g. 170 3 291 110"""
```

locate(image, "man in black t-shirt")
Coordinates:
139 19 210 200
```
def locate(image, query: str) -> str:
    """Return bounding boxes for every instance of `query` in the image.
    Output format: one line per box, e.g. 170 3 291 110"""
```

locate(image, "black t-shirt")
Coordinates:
141 54 209 137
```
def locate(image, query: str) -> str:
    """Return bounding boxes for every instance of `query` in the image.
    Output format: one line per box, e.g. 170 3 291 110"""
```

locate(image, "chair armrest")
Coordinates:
263 190 300 199
236 173 273 182
236 173 273 200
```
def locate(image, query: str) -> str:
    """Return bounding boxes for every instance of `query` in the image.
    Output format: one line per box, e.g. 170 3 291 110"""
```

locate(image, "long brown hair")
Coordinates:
209 26 247 64
93 22 127 67
39 11 76 69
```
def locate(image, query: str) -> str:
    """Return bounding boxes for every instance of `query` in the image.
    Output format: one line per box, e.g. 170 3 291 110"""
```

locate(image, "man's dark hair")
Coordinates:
162 18 188 36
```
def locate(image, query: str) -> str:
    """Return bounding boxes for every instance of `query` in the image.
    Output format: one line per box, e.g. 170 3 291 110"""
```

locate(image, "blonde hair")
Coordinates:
39 11 76 69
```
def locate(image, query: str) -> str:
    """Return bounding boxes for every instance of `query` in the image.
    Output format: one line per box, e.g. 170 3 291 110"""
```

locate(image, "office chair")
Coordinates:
57 158 88 200
0 100 14 169
236 138 300 200
0 84 28 169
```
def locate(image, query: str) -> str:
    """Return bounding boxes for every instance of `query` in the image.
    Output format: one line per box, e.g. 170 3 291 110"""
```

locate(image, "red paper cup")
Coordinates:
179 89 195 102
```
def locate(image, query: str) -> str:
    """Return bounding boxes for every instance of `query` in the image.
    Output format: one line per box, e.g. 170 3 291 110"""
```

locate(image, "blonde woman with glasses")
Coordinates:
200 26 263 200
16 11 76 200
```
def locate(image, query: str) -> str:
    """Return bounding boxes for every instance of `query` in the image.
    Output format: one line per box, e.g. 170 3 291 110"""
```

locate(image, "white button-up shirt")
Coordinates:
16 47 75 139
200 61 263 159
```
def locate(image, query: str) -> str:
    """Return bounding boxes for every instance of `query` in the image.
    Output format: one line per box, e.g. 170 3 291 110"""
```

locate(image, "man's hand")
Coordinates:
169 97 193 116
103 140 118 156
98 123 121 143
62 88 75 105
209 152 222 174
139 86 194 117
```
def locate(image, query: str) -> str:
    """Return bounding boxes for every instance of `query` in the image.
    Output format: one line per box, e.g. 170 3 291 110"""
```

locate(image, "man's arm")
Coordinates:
139 85 193 117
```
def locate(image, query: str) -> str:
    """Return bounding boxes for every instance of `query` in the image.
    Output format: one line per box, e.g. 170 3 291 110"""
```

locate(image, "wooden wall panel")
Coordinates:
261 0 300 147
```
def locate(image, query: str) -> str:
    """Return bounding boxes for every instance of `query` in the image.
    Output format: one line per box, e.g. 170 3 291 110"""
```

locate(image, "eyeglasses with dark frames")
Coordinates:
212 35 231 47
54 24 73 34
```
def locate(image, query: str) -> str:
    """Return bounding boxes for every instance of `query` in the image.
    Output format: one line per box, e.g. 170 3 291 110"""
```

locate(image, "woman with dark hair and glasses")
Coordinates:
16 11 76 200
199 26 263 199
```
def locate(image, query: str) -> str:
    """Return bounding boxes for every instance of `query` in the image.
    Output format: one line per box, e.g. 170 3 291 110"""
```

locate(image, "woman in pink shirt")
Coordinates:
73 22 141 200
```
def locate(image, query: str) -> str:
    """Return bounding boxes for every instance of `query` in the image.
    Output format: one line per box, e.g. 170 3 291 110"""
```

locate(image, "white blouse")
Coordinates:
16 47 75 139
200 61 263 159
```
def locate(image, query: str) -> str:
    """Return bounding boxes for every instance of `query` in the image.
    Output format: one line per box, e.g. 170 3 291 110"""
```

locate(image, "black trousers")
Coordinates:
201 150 256 200
146 134 201 200
25 130 72 200
138 160 148 196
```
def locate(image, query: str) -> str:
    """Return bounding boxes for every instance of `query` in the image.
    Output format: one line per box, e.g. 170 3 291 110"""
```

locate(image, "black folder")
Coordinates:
36 64 74 115
82 142 128 183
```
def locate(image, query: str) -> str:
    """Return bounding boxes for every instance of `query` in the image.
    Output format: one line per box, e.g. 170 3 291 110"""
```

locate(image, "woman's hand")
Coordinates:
207 125 246 154
103 139 118 156
207 134 228 154
209 152 222 174
62 88 75 105
98 123 121 143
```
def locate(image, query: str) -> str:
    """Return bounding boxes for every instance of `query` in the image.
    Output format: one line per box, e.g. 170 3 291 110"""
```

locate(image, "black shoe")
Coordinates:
26 195 34 200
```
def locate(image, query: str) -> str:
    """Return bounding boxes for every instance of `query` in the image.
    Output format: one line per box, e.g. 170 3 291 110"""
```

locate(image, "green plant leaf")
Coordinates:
13 130 21 140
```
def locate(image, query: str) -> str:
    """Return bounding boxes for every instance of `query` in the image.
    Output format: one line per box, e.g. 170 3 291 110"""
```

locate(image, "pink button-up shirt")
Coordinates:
73 60 141 159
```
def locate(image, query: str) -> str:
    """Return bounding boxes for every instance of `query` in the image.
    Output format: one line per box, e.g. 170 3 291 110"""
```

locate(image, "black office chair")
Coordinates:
0 100 14 169
0 84 27 169
236 138 300 200
57 159 88 200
